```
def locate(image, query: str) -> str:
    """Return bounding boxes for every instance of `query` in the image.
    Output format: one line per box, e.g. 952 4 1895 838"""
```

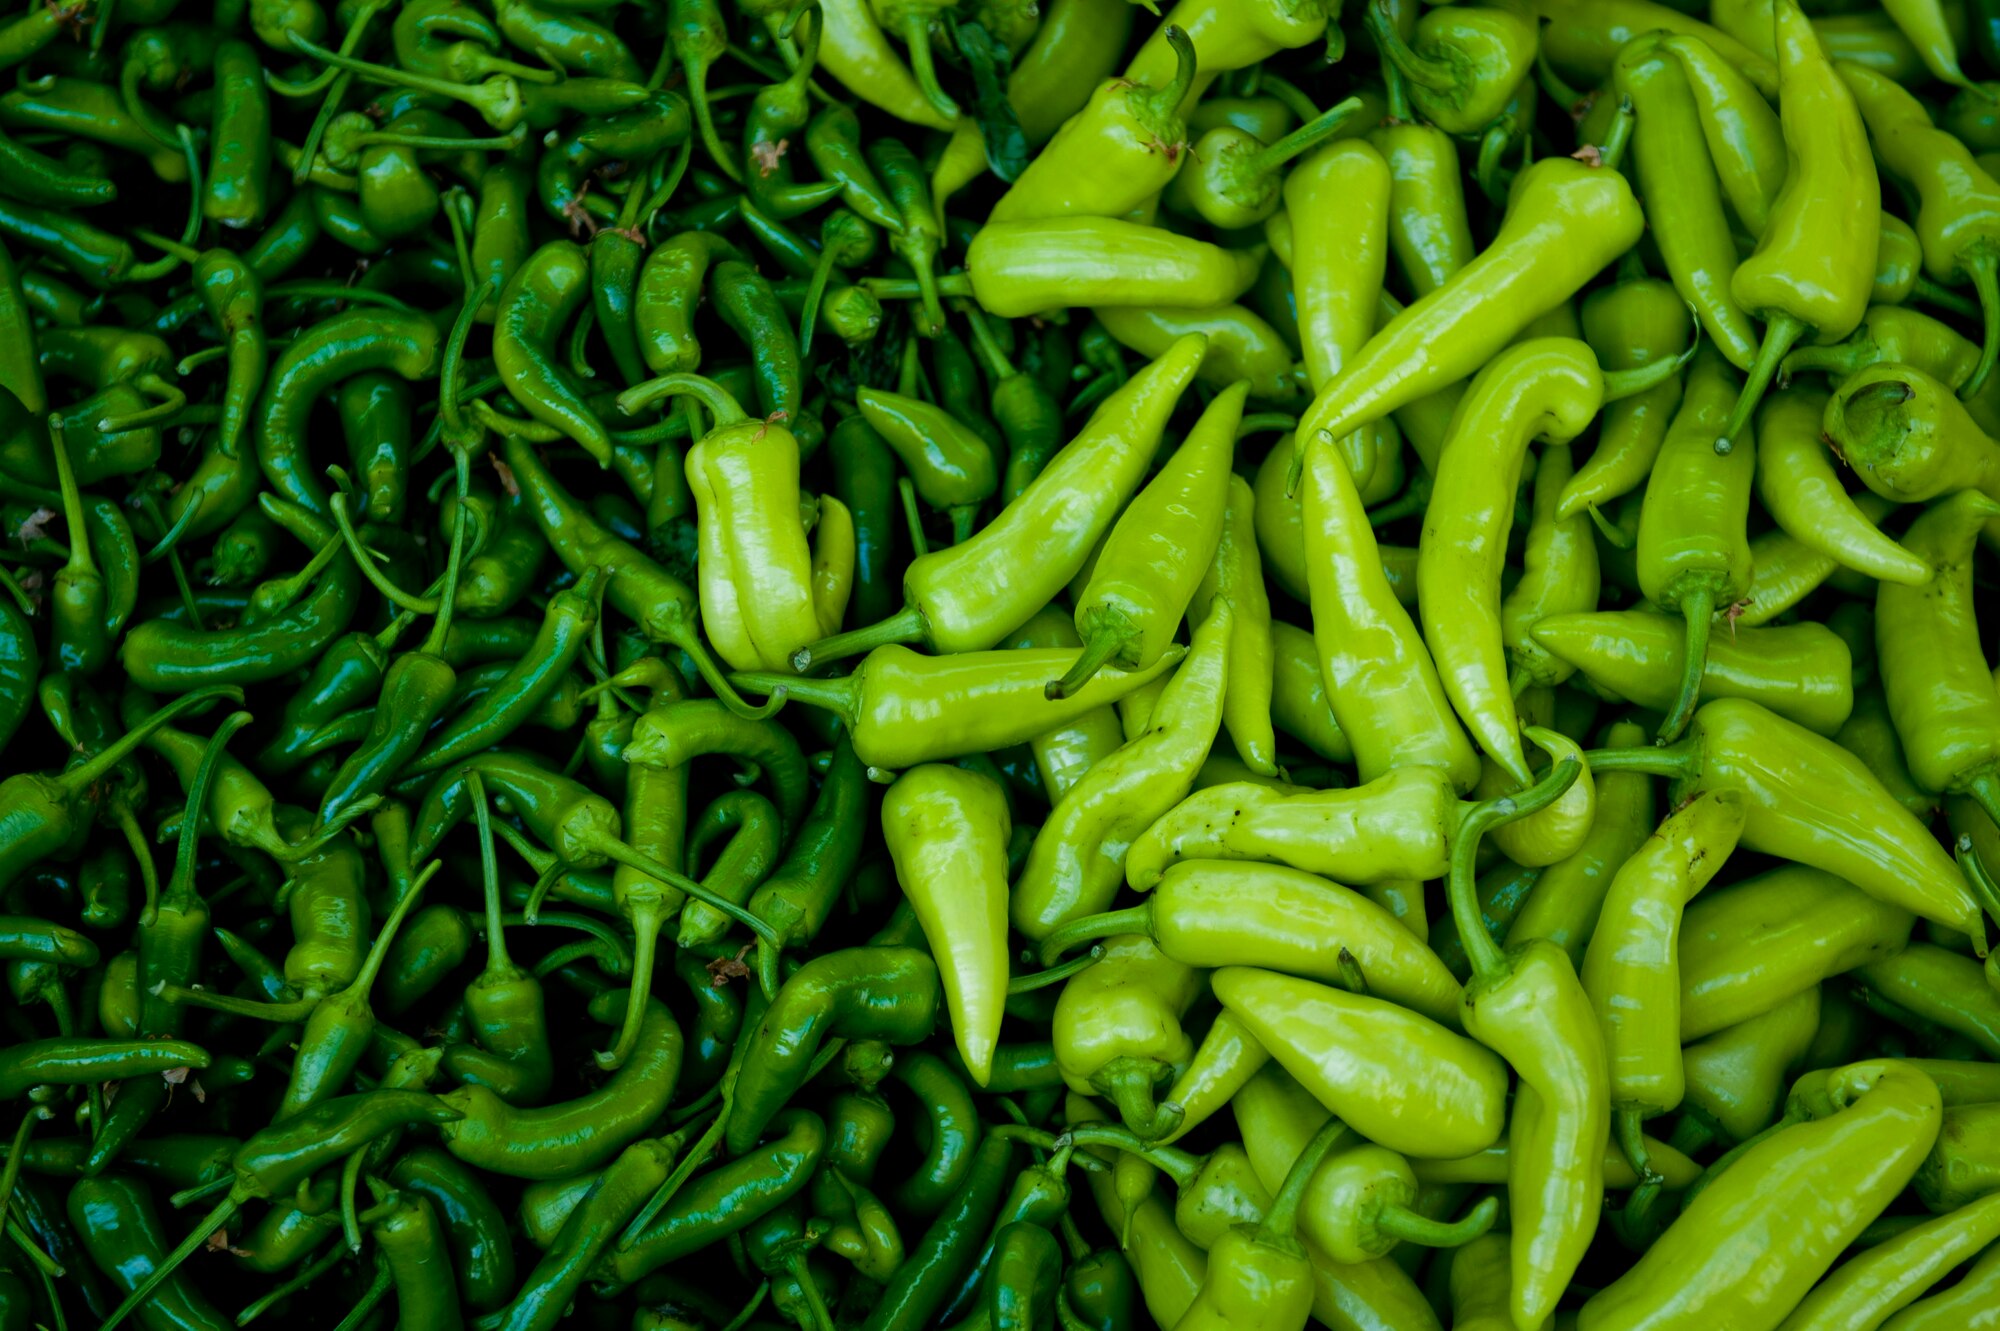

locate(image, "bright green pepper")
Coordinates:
1715 0 1881 453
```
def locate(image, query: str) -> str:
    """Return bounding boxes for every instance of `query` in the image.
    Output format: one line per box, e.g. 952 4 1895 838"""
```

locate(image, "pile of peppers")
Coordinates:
17 0 2000 1327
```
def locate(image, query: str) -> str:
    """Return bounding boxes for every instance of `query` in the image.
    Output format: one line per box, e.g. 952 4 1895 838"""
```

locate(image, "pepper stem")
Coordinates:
1962 249 1999 399
1613 1104 1662 1185
585 833 785 995
1779 339 1867 382
48 416 95 583
56 685 242 800
1134 24 1198 121
1717 311 1807 454
598 901 664 1072
1602 318 1699 402
672 625 787 719
1914 276 1982 319
287 34 517 126
1449 753 1584 980
791 604 926 672
146 982 321 1023
1597 96 1635 173
1007 946 1103 994
1381 57 1414 123
1054 1124 1203 1188
1263 1116 1353 1241
1045 622 1127 701
1243 95 1366 182
1659 583 1716 743
1365 2 1458 93
895 13 960 122
467 769 518 977
617 373 751 429
1037 904 1151 969
1091 1058 1182 1143
798 238 841 360
1379 1194 1501 1248
348 860 440 1001
1955 831 2000 945
97 1195 242 1331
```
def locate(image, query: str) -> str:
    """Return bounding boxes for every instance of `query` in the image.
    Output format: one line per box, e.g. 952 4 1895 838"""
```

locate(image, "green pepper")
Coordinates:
1366 0 1535 138
728 947 939 1153
1681 985 1822 1146
1714 0 1882 452
1012 604 1231 945
1579 1060 1940 1330
1755 383 1931 586
1290 147 1643 487
1532 611 1854 736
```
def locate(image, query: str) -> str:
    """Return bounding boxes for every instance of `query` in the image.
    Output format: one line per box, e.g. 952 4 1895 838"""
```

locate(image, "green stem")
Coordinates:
790 604 925 672
1244 95 1365 179
1037 905 1150 970
1603 323 1698 402
1007 946 1102 994
1962 249 1999 399
1613 1104 1660 1185
1366 4 1458 93
1718 311 1808 454
1135 24 1198 115
1045 624 1124 701
1377 1194 1500 1248
1263 1116 1352 1240
1253 73 1320 127
1660 583 1716 744
1449 757 1584 979
148 983 320 1023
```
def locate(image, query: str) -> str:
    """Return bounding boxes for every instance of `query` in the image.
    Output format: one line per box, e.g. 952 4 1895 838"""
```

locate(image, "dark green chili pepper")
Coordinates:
860 1133 1015 1331
254 306 441 517
364 1179 463 1331
668 0 740 185
203 39 270 229
439 989 681 1178
69 1175 231 1331
727 947 941 1154
710 258 805 426
335 372 413 526
379 903 476 1017
606 1108 827 1287
389 1145 518 1313
805 102 904 232
867 136 947 336
891 1049 983 1217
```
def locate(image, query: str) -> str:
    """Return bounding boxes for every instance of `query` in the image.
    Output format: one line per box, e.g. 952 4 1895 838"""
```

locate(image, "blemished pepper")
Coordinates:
793 334 1204 668
1715 0 1881 453
1012 603 1231 940
1579 1060 1941 1331
882 764 1009 1086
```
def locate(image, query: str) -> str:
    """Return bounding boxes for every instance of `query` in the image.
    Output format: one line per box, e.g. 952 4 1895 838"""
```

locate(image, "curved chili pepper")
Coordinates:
796 334 1203 667
728 947 939 1153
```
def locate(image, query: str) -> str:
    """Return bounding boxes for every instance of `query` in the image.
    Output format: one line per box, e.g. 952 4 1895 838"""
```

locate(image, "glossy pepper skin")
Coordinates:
1532 611 1854 736
1562 268 1694 520
1583 790 1747 1170
1842 62 2000 398
728 947 939 1154
1580 1060 1942 1331
1756 384 1931 587
882 764 1009 1086
1419 339 1606 782
1214 965 1507 1160
1876 489 2000 830
1590 699 1982 937
1053 935 1203 1141
990 25 1195 224
1289 152 1645 482
1300 425 1480 793
1045 857 1462 1027
1717 0 1881 452
1012 602 1232 942
796 334 1205 668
